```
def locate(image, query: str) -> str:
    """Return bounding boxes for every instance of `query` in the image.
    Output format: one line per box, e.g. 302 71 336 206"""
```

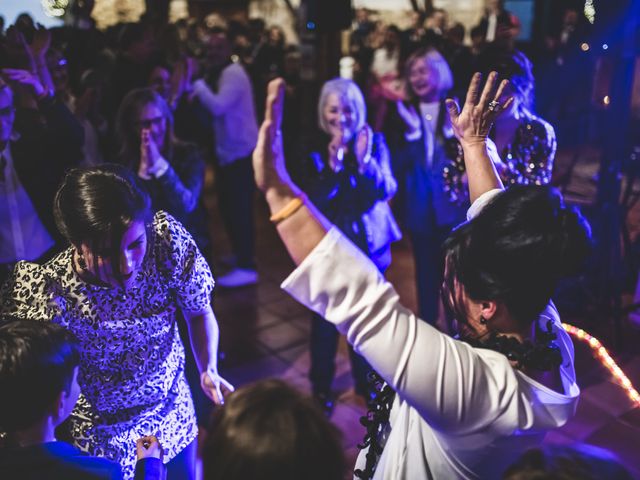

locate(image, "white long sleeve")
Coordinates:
281 209 579 478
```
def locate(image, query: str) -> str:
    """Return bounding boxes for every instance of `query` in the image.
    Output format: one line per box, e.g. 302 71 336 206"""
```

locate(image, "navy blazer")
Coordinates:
385 101 468 233
300 131 401 271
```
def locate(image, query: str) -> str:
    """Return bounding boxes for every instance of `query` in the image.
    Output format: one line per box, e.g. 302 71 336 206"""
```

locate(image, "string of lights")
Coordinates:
563 323 640 406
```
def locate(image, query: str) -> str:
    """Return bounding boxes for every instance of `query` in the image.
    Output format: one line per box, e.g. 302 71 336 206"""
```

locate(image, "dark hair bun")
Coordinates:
447 185 593 324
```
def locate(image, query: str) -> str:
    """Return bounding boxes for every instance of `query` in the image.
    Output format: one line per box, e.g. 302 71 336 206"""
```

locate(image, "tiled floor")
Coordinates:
204 147 640 478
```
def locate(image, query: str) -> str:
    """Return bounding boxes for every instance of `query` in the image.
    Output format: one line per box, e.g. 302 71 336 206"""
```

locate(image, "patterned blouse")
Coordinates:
443 112 557 202
0 211 214 479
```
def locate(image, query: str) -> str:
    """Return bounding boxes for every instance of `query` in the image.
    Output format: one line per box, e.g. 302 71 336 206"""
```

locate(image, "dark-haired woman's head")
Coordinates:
54 164 152 289
442 186 592 339
116 87 175 167
203 378 346 480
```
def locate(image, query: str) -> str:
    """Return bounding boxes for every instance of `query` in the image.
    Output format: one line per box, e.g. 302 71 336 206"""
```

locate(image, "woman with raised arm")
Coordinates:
252 75 591 479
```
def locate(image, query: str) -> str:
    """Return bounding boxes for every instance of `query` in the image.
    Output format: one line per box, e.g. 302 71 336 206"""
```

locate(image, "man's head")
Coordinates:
0 319 81 433
0 83 15 146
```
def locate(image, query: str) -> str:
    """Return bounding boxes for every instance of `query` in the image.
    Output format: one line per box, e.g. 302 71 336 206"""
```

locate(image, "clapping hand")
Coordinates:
396 100 421 137
445 72 513 148
328 128 345 172
139 129 168 179
354 124 373 173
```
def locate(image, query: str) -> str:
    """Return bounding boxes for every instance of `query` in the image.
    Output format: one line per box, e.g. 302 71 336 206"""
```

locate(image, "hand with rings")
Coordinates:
487 100 502 113
445 71 514 148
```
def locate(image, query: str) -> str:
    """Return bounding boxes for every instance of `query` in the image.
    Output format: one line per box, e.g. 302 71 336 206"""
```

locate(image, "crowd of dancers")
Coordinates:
0 4 635 480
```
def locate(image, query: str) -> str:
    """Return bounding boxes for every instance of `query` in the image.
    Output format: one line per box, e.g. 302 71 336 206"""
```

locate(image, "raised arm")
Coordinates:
253 79 332 265
445 72 512 203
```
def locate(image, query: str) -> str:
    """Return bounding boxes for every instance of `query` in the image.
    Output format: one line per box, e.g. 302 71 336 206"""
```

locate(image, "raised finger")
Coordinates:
265 78 285 131
478 71 499 110
445 98 460 123
463 72 482 110
493 79 509 104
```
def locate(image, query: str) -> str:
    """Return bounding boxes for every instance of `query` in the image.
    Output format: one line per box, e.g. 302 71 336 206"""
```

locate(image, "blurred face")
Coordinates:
0 88 15 145
84 220 148 289
208 33 231 69
47 55 69 95
322 93 357 143
148 66 171 100
408 56 440 102
136 102 166 150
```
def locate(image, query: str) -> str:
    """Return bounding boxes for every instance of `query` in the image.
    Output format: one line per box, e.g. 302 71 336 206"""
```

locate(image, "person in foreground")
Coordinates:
202 378 346 480
0 165 233 480
252 74 592 479
0 319 164 480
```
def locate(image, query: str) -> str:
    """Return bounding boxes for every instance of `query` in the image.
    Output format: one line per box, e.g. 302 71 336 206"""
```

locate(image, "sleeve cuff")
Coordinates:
466 188 503 220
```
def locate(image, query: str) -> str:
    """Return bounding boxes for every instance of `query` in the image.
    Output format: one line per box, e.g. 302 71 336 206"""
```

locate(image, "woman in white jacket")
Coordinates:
252 74 592 479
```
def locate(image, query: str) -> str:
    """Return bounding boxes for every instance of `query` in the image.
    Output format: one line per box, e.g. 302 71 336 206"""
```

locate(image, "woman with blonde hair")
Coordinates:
383 47 466 325
297 77 400 414
252 73 590 480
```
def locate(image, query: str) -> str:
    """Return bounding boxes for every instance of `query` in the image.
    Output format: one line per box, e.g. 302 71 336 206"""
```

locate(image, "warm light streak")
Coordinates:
563 323 640 405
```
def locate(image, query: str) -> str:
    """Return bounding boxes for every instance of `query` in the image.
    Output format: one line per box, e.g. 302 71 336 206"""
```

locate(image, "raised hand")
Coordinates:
445 72 513 148
1 68 45 97
253 78 295 195
30 25 51 60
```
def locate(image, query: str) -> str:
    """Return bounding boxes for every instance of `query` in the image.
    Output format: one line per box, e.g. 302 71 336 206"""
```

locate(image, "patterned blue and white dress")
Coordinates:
1 211 214 479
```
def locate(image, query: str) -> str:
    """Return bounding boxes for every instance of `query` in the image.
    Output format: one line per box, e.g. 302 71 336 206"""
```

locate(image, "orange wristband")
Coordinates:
270 194 306 224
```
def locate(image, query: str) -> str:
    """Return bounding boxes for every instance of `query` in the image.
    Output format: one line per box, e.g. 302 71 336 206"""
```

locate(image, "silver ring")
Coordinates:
488 100 501 112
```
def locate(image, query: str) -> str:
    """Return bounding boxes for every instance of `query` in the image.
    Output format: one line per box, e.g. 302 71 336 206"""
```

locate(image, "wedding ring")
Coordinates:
488 100 501 112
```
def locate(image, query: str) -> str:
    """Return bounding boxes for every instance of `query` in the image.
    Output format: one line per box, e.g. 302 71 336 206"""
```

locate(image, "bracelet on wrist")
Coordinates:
269 194 307 225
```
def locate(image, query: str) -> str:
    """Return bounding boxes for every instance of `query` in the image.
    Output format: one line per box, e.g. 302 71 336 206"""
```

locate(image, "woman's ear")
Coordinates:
480 301 498 320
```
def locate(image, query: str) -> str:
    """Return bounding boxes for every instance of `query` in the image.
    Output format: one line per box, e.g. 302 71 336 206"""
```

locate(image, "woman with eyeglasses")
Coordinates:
115 87 211 261
115 87 214 425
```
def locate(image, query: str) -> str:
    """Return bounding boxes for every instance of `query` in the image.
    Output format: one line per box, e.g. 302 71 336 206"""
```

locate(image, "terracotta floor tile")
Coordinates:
580 379 638 418
254 320 309 353
556 395 616 441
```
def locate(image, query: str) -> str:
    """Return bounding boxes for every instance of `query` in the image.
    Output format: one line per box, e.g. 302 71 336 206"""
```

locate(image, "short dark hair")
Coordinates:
203 379 346 480
53 164 152 282
0 319 80 432
443 185 592 326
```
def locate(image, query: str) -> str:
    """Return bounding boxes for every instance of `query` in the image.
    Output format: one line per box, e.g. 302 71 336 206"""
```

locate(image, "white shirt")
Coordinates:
282 189 579 480
419 101 440 167
486 13 498 42
192 62 258 166
0 145 55 263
